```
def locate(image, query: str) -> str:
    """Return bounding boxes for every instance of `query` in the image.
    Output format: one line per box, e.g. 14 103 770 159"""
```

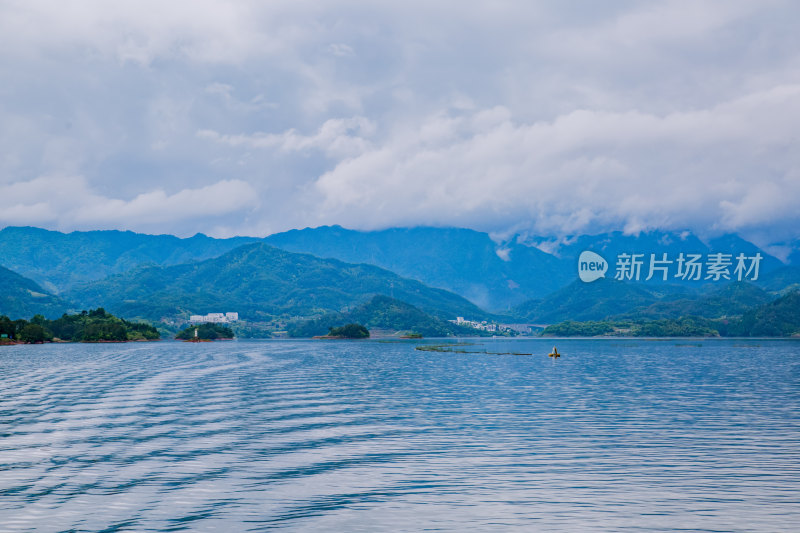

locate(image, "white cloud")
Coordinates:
495 248 511 262
0 176 259 232
198 117 375 158
0 1 798 243
312 85 800 239
327 43 354 57
0 0 301 65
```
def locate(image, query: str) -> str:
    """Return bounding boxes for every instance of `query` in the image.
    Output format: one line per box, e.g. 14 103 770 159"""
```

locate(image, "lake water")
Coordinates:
1 338 799 531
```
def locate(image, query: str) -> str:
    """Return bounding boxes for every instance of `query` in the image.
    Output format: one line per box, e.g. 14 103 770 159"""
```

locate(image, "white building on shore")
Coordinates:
451 317 499 332
189 312 239 324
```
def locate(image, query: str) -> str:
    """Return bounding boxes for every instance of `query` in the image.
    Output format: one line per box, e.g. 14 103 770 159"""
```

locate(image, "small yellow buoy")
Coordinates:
548 346 560 358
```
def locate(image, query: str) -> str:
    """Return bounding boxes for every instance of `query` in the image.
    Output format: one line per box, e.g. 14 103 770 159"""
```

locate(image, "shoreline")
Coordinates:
1 338 162 346
4 336 799 347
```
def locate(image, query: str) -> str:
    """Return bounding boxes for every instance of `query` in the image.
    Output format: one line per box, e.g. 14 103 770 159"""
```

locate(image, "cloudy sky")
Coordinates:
1 1 799 246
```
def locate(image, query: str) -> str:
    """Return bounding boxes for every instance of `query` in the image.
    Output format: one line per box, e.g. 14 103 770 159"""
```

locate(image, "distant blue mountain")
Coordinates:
0 265 70 319
0 225 789 313
508 231 786 322
551 231 784 277
265 226 785 310
0 226 259 293
787 240 800 266
757 266 800 294
265 225 569 310
614 282 773 320
512 279 776 325
66 242 490 324
511 278 661 323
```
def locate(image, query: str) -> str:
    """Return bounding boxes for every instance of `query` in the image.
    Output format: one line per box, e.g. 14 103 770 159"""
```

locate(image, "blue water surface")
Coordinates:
1 338 799 531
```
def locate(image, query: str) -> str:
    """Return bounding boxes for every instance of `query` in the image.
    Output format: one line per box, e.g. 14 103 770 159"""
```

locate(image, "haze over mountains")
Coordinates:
265 226 569 309
1 225 799 331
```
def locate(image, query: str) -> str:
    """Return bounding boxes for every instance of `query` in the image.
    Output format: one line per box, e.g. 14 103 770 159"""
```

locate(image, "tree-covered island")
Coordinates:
0 308 160 344
313 323 370 339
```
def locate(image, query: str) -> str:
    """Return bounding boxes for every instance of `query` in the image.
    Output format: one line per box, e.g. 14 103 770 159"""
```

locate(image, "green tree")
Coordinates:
19 324 52 343
82 322 127 342
328 323 370 338
0 315 15 338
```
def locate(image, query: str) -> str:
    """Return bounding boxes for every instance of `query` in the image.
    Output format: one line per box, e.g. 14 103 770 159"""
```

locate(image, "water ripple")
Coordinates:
1 339 799 531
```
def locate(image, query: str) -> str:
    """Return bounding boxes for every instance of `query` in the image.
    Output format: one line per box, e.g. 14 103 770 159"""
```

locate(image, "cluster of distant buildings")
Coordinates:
451 317 541 335
189 312 239 324
451 316 502 332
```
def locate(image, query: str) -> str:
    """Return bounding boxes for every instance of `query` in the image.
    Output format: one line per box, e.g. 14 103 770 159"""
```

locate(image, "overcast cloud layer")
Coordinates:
1 1 799 246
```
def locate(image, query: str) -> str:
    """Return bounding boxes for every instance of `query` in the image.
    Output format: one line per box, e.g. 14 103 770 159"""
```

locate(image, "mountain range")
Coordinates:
542 288 800 338
0 265 69 319
1 225 799 334
265 225 569 310
1 225 793 312
64 242 489 324
723 290 800 337
513 279 778 324
0 225 258 293
286 295 482 338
